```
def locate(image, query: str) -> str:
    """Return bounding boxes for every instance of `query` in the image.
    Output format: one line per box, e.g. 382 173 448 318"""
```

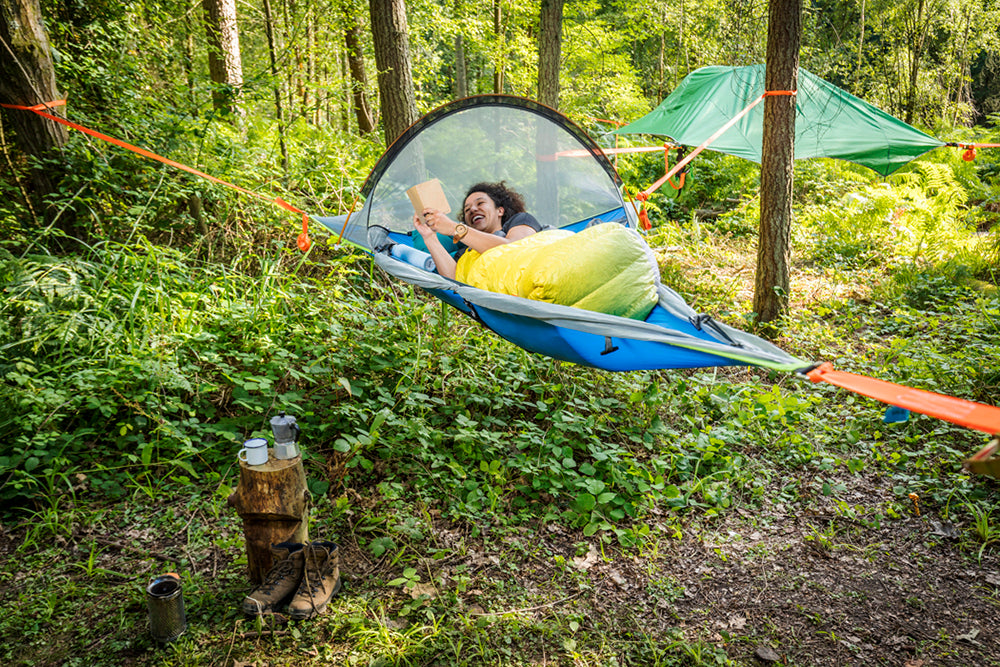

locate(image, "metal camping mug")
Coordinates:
238 438 269 466
146 573 186 642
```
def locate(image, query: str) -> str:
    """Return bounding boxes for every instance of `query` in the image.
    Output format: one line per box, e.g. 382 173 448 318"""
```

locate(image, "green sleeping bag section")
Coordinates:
455 223 660 320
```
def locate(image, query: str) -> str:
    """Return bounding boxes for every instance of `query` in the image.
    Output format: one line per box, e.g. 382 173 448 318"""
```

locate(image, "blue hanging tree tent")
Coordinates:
316 95 1000 442
318 96 805 374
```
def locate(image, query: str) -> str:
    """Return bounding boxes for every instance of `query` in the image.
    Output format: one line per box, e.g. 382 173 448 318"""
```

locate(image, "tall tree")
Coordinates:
369 0 417 146
0 0 68 213
453 0 468 100
493 0 504 93
537 0 564 108
345 6 375 134
202 0 244 117
262 0 289 178
454 33 468 98
753 0 801 327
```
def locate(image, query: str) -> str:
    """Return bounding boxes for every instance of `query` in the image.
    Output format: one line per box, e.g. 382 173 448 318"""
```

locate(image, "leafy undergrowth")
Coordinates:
2 193 999 664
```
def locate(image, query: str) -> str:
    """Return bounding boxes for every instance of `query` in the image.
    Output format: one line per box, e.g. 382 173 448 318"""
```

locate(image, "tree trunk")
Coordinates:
305 0 316 122
0 0 68 218
904 0 926 124
753 0 801 328
184 17 198 114
949 8 972 125
454 34 468 99
537 0 564 109
674 0 688 89
262 0 289 181
202 0 244 118
227 454 311 585
493 0 503 93
369 0 418 146
345 10 375 134
856 0 865 73
340 46 351 132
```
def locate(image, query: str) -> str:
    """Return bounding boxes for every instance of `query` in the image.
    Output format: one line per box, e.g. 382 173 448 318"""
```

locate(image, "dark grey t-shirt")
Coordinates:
454 212 542 259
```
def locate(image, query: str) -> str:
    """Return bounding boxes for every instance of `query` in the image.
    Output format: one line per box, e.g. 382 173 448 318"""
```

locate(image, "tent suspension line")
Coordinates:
804 363 1000 436
636 90 796 202
1 98 314 251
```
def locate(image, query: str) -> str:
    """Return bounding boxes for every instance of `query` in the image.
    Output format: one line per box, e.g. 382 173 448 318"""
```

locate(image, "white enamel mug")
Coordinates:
238 438 269 466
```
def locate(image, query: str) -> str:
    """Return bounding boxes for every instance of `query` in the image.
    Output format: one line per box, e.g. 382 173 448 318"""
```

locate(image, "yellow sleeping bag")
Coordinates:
455 223 659 320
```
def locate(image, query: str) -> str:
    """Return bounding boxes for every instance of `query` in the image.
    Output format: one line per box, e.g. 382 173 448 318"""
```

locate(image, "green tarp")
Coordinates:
615 65 945 176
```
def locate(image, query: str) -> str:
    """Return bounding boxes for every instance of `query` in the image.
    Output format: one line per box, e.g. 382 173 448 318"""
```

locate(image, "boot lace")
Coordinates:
298 547 334 615
258 557 297 595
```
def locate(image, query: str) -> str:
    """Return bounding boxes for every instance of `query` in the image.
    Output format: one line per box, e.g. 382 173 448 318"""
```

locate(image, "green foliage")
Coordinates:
798 160 980 269
3 4 1000 666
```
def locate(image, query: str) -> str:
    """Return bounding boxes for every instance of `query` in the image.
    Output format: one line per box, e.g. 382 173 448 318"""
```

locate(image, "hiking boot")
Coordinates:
288 541 341 620
241 542 304 616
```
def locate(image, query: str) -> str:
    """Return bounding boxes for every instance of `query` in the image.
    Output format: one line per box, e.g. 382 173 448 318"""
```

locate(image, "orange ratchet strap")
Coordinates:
805 362 1000 436
2 99 313 250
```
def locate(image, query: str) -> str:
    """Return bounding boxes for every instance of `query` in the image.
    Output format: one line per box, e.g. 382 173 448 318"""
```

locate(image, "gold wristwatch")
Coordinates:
453 224 469 242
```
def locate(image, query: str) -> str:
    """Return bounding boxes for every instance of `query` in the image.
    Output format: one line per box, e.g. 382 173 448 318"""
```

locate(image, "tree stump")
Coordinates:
227 451 310 584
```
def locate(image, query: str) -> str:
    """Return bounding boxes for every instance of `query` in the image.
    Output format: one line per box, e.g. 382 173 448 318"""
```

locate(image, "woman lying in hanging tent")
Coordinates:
413 181 542 279
414 181 662 322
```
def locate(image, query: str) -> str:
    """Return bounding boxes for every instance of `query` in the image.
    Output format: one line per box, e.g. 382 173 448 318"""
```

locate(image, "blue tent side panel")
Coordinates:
426 288 751 372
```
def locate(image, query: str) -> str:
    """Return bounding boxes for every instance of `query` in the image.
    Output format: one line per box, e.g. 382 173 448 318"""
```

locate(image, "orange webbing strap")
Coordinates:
945 143 1000 162
622 188 649 231
806 362 1000 436
338 192 361 244
581 115 626 127
1 99 313 250
554 145 677 158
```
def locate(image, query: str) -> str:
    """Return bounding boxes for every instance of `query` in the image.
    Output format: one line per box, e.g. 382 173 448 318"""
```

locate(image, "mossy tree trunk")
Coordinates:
0 0 68 224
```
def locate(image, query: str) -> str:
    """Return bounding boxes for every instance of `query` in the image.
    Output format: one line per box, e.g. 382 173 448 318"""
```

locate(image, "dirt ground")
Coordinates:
333 474 1000 666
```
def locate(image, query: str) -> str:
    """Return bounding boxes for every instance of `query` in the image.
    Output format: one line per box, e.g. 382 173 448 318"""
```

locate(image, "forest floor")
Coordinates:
2 466 998 667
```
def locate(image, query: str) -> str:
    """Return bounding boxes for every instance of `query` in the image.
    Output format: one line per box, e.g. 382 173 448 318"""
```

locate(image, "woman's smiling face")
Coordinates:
463 192 504 233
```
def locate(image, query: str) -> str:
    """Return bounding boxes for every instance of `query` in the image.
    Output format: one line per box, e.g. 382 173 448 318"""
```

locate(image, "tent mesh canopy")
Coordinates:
338 96 629 248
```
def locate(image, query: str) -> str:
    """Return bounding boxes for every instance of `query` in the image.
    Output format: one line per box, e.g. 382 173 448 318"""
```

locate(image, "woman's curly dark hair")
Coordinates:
463 181 526 224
